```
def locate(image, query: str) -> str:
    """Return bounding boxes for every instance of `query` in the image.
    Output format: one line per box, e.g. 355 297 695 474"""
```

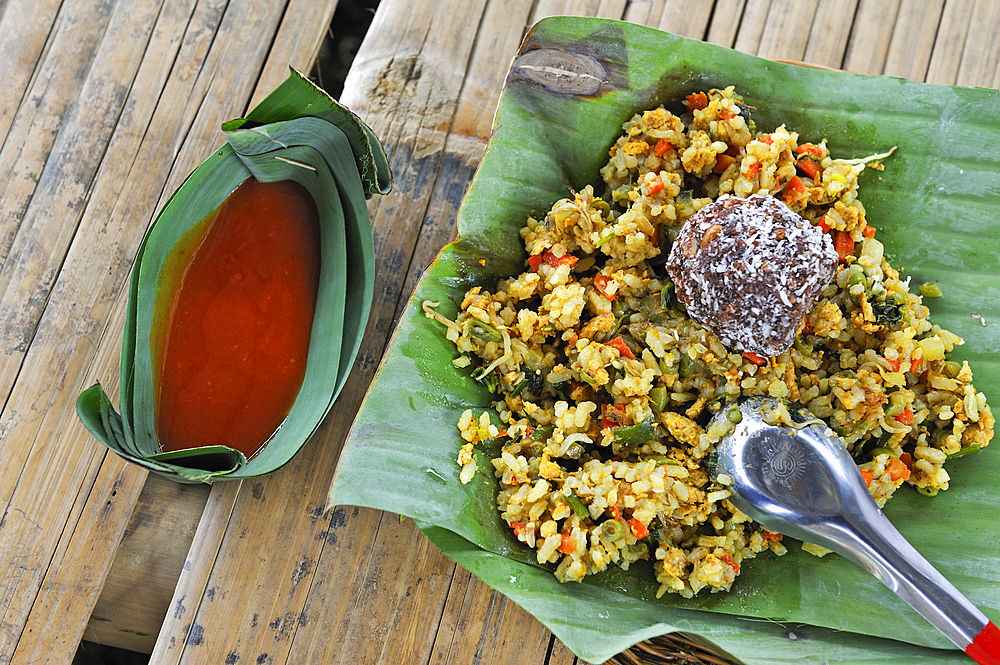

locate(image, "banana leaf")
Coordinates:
77 68 390 483
328 17 1000 665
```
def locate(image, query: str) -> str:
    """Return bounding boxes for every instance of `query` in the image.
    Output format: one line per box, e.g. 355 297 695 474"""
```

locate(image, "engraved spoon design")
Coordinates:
710 396 1000 664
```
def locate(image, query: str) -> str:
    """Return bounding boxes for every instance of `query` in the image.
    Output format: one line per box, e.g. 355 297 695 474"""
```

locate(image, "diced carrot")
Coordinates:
713 154 737 173
834 230 855 262
796 157 821 180
594 273 617 301
759 134 774 145
888 358 902 372
646 173 664 196
558 533 575 554
627 518 649 540
720 553 739 573
862 224 876 238
608 336 635 360
897 407 915 426
899 452 913 470
795 143 824 159
543 251 578 268
611 504 622 522
685 92 708 110
528 254 543 271
653 138 673 157
743 162 760 179
817 215 831 233
760 530 783 542
784 175 807 198
887 457 911 482
743 351 767 367
522 425 534 440
719 108 738 120
511 521 527 537
860 470 874 487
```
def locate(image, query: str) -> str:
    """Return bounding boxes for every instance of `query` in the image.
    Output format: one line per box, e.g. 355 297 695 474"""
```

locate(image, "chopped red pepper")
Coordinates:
645 173 664 196
719 108 738 120
511 521 527 537
653 138 673 157
522 425 534 440
685 91 708 110
887 358 902 372
558 532 575 554
720 553 739 573
758 134 774 145
899 452 913 470
528 254 543 271
862 224 876 238
743 351 767 367
627 518 649 540
743 162 760 180
817 215 831 233
713 154 736 174
795 143 824 159
860 469 874 487
611 504 623 522
608 336 635 360
897 407 915 426
834 231 855 262
594 273 617 301
760 530 783 542
601 403 627 430
796 156 821 180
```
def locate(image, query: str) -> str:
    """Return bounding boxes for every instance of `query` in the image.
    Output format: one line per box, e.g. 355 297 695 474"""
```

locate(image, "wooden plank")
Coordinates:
882 0 945 81
925 0 975 85
621 0 664 26
841 0 901 74
755 0 819 62
0 0 63 151
706 0 748 47
655 0 714 38
955 0 1000 88
801 0 858 69
731 0 772 55
530 0 601 23
85 475 211 654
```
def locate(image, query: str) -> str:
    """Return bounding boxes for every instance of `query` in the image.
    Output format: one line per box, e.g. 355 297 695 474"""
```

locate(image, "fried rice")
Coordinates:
425 86 994 599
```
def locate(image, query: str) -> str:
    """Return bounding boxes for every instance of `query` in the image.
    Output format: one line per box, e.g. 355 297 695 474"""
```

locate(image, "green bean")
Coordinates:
919 282 943 298
679 354 706 378
579 370 598 387
646 454 679 466
659 357 678 375
613 417 656 446
793 336 813 356
598 519 627 542
884 397 904 417
648 386 668 414
565 490 589 519
611 299 627 319
947 444 981 460
469 319 502 342
868 447 899 459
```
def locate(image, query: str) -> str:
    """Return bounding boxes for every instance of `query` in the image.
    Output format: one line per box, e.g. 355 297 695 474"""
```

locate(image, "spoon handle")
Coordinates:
844 506 999 664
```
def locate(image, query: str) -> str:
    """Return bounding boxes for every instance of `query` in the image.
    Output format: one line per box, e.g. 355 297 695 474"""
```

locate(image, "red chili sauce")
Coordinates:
153 178 321 459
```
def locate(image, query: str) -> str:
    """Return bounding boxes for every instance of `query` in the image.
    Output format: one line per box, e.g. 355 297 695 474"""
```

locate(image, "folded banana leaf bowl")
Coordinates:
328 17 1000 665
77 69 391 483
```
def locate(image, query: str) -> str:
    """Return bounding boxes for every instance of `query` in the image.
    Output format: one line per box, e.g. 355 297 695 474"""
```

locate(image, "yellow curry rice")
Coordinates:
425 86 994 598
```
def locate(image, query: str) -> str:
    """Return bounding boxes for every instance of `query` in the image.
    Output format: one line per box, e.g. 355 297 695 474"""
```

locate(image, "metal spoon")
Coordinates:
710 396 999 665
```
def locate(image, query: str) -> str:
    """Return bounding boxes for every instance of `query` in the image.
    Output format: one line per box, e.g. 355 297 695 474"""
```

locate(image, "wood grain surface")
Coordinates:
0 0 998 663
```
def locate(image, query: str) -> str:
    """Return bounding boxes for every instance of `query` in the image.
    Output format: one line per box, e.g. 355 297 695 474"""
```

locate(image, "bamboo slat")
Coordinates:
755 0 819 62
841 0 902 74
705 0 748 47
956 0 1000 88
656 0 715 38
801 0 859 70
882 0 946 81
731 0 772 55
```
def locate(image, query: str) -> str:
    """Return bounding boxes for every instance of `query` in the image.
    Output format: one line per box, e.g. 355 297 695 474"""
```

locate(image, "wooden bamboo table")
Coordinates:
1 1 998 663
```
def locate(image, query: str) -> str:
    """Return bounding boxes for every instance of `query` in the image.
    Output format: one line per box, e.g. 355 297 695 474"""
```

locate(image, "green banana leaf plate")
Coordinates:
328 17 1000 665
77 69 391 483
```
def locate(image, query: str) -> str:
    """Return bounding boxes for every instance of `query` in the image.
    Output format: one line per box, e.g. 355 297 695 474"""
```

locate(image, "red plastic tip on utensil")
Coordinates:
966 621 1000 665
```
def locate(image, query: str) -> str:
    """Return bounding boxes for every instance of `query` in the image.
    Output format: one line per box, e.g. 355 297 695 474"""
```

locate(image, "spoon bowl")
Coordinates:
711 397 999 664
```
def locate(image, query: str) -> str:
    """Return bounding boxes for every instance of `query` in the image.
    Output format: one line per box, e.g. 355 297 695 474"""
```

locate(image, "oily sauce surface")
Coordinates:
155 178 321 458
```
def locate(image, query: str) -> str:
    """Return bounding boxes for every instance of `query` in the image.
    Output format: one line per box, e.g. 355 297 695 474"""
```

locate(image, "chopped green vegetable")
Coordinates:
532 425 555 441
947 444 981 459
870 300 903 326
612 417 656 446
469 319 503 342
919 282 943 297
648 386 668 414
565 490 589 519
726 404 742 424
869 447 899 459
599 518 627 542
679 354 706 378
943 361 962 378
